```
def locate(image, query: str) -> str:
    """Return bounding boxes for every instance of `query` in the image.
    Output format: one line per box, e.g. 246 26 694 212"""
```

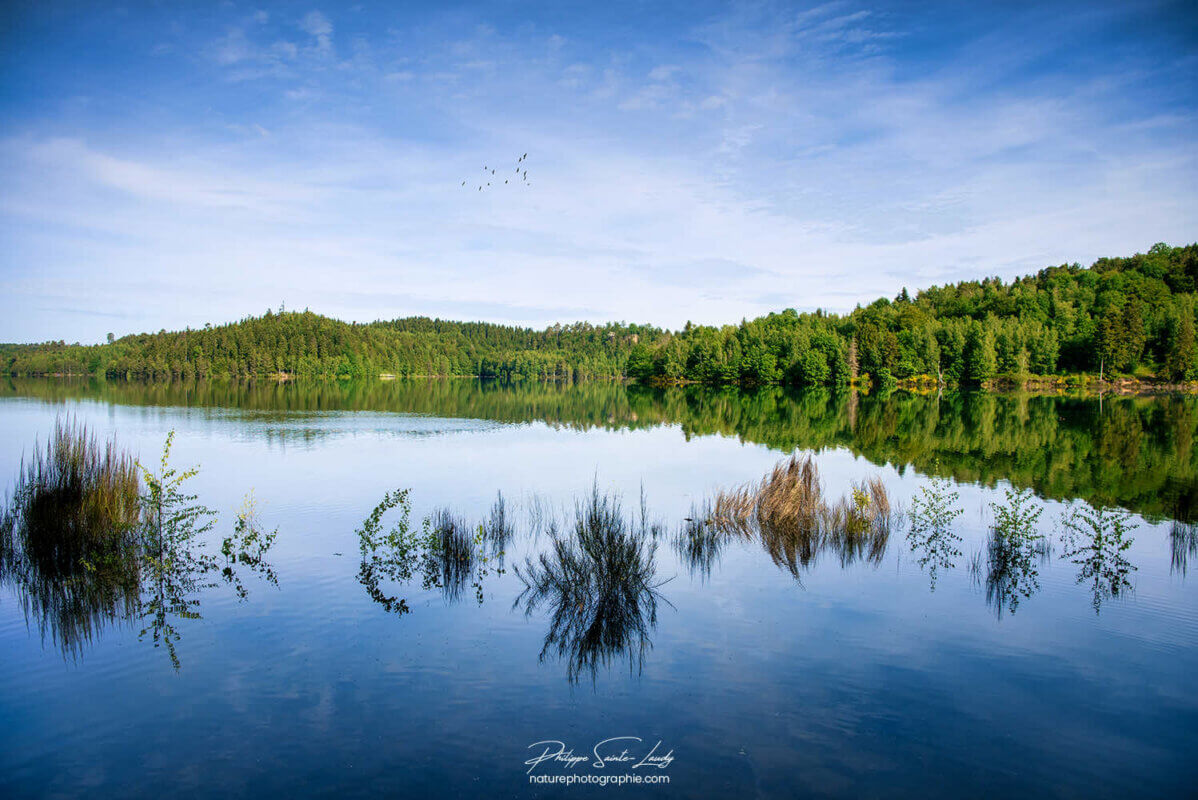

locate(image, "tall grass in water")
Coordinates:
0 417 142 658
673 509 727 581
515 486 669 685
1171 521 1197 576
824 476 893 567
429 508 475 601
2 422 279 665
701 454 893 580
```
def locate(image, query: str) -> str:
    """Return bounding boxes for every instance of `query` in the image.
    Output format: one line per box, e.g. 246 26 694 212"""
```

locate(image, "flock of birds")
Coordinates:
463 153 530 191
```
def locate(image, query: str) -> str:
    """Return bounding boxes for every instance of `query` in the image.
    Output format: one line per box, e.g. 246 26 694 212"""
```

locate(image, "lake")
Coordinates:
1 378 1196 798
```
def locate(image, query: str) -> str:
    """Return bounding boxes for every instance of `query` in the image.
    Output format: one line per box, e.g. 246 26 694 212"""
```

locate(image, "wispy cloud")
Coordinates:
299 10 333 56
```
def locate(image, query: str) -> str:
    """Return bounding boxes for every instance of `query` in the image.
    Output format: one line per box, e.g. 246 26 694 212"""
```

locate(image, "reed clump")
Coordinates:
0 417 142 656
515 486 667 684
430 508 475 600
703 454 894 576
3 417 141 563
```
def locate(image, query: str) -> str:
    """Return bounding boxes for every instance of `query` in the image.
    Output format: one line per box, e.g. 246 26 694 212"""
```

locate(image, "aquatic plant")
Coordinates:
0 418 142 657
515 486 670 685
137 433 280 668
0 419 142 658
221 491 280 599
428 509 475 601
356 490 507 612
704 455 893 580
824 476 893 567
356 488 421 615
1 423 278 666
673 505 730 581
1059 502 1137 614
1 416 140 566
483 491 514 554
906 469 964 590
1171 521 1197 576
984 487 1045 617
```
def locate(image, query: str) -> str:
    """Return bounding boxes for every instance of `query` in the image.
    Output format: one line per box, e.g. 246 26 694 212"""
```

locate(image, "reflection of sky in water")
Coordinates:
1 392 1197 798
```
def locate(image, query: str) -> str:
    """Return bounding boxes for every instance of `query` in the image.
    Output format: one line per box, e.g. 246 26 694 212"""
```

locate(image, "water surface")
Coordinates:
1 378 1196 798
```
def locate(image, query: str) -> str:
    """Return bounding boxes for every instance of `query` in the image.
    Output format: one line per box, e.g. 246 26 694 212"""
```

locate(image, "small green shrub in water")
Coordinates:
906 469 964 589
1059 502 1137 614
985 487 1045 617
136 431 281 667
356 489 507 613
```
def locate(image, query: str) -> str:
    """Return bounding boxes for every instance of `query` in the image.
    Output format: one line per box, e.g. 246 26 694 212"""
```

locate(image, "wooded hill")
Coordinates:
4 243 1196 386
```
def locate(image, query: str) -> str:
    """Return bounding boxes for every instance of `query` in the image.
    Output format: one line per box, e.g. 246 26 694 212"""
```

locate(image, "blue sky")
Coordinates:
1 0 1195 343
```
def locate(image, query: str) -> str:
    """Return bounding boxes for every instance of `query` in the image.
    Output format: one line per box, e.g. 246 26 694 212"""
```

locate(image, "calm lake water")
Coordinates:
2 378 1196 798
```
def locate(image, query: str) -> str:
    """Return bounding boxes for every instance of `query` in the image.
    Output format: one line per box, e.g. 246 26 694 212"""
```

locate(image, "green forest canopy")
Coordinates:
4 243 1196 386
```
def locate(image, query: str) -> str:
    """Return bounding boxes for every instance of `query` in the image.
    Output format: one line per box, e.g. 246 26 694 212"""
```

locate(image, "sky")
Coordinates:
0 0 1195 343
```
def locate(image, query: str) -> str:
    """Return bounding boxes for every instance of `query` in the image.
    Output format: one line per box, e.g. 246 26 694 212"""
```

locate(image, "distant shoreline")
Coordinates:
7 372 1198 397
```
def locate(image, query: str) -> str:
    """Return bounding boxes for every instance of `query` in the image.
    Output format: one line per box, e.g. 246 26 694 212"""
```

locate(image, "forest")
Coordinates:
3 243 1196 387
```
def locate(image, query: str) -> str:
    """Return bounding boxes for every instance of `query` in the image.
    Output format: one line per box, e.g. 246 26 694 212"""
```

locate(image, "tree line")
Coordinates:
0 314 664 382
3 243 1196 386
626 242 1198 387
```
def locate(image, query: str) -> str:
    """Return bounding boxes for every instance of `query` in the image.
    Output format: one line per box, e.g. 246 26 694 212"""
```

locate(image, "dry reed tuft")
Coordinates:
706 454 894 573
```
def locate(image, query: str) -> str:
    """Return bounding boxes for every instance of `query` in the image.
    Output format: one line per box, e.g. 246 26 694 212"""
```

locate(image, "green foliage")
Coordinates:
1 313 664 382
984 487 1046 617
963 321 997 384
137 433 279 667
622 243 1197 387
1 424 278 665
4 244 1196 387
1059 502 1137 614
907 470 964 589
355 489 506 615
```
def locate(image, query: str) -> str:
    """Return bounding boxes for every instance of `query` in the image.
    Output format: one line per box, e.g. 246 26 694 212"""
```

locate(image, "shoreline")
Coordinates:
6 372 1198 397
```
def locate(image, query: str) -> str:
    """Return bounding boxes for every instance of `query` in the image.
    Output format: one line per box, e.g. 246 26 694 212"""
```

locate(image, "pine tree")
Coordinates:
1166 308 1196 382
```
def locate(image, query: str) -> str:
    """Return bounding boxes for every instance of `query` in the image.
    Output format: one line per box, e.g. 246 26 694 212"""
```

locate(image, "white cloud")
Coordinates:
300 10 333 56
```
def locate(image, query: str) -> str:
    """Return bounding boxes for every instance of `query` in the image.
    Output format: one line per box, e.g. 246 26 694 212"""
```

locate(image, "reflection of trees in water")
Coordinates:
9 378 1198 523
983 488 1048 618
356 491 507 614
1060 503 1138 614
1 426 278 667
515 488 669 685
906 472 963 590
